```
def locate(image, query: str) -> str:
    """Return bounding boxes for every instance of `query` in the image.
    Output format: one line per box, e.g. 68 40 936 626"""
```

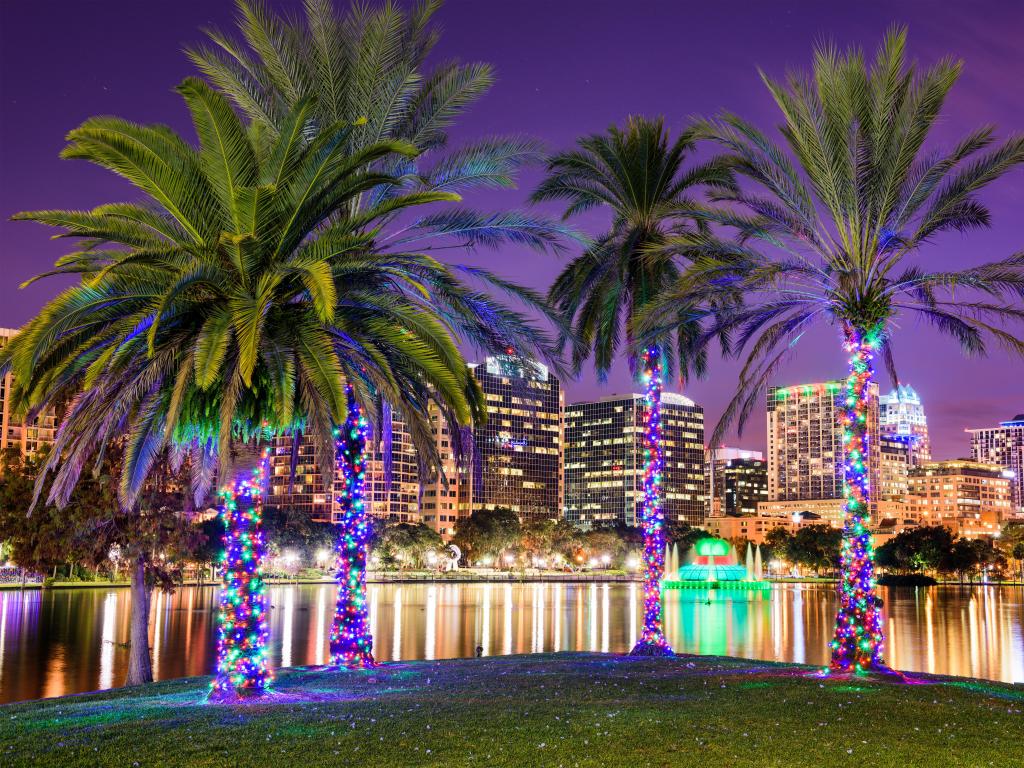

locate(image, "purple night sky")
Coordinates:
1 0 1021 457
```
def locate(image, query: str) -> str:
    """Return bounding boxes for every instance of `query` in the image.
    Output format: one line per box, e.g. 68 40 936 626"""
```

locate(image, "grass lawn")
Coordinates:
2 653 1021 767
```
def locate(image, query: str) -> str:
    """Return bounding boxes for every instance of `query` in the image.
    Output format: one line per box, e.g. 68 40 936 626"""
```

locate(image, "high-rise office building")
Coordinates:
469 356 563 519
706 447 764 517
879 384 931 466
564 392 706 528
722 458 769 516
267 408 420 525
766 380 880 513
967 415 1024 512
906 459 1013 538
0 328 57 465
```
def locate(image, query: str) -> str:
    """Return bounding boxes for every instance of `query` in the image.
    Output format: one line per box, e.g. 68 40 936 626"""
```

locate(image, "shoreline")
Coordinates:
4 574 1023 590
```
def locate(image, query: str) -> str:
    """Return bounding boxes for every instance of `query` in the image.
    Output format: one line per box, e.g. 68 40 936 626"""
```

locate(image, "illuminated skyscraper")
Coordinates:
967 414 1024 512
564 392 706 527
879 384 931 466
0 328 57 465
766 381 880 520
469 356 563 519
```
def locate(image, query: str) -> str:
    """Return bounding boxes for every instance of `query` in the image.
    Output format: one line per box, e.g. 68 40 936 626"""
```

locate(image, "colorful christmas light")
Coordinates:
329 386 376 668
829 324 886 673
212 449 272 695
630 346 673 656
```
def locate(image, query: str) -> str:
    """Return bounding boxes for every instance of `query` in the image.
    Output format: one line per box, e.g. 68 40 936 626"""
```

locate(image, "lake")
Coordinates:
1 581 1022 703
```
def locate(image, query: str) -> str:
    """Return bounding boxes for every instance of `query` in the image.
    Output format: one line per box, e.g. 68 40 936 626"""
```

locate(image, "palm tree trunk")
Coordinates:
629 345 673 656
212 482 271 696
330 386 376 668
829 324 886 672
125 553 153 687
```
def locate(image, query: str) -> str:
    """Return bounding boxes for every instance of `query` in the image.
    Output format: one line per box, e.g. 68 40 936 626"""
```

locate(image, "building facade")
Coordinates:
0 328 57 464
906 460 1013 538
879 384 931 466
706 447 764 518
564 392 706 528
766 380 880 513
722 458 768 516
967 415 1024 513
878 436 911 502
419 401 471 538
267 408 421 525
756 497 846 526
469 356 563 519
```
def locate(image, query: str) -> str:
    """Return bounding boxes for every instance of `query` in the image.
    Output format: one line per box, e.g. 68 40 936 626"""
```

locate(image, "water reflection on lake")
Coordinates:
1 582 1021 703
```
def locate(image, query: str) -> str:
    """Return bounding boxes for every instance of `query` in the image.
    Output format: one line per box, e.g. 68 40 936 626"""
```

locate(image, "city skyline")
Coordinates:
2 0 1022 458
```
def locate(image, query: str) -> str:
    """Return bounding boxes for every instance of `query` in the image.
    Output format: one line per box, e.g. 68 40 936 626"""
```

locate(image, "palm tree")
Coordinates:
189 0 564 256
189 0 570 668
645 29 1024 672
531 116 734 655
3 79 547 686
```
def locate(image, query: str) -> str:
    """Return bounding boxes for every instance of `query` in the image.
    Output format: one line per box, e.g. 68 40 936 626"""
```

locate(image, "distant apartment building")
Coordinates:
267 408 420 525
419 401 471 538
967 414 1024 512
878 436 911 502
0 328 57 464
722 458 768 516
469 356 563 519
707 502 833 543
756 497 846 525
766 380 880 515
564 392 706 528
879 384 931 466
906 459 1013 538
706 447 763 517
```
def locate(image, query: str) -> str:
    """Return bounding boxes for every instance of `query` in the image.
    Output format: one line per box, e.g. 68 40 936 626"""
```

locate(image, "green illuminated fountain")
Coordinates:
663 538 771 591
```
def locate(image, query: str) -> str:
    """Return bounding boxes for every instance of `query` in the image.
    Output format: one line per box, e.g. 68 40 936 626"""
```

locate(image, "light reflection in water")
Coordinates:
553 584 562 653
392 587 402 661
0 582 1021 703
628 582 637 650
0 593 8 685
425 585 437 660
481 583 491 656
601 584 610 653
280 587 294 668
588 583 597 652
502 584 512 656
792 586 805 664
151 591 163 681
99 592 116 690
314 586 326 665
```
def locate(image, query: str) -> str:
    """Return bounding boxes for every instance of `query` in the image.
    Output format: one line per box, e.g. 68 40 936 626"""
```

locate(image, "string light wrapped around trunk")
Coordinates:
829 324 886 673
212 449 272 695
330 385 376 668
630 346 673 656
